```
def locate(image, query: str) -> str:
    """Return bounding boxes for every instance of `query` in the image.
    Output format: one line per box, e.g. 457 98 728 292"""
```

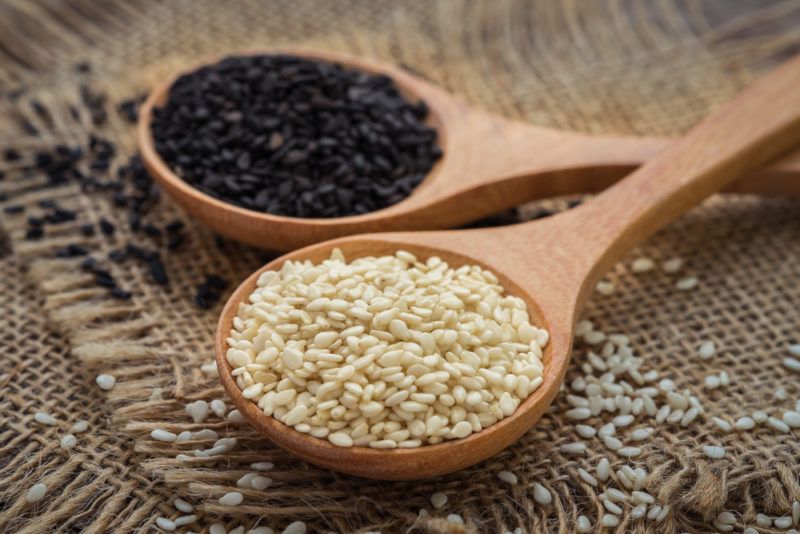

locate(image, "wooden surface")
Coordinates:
216 53 800 479
139 49 800 252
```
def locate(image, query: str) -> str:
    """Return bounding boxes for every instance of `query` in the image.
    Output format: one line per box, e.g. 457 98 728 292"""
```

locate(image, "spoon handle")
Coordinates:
565 54 800 283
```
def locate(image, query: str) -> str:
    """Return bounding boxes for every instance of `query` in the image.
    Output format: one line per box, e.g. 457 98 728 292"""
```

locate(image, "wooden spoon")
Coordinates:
216 55 800 480
139 49 800 251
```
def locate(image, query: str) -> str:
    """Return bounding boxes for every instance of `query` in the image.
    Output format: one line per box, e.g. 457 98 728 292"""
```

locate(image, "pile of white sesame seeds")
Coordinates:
226 249 549 448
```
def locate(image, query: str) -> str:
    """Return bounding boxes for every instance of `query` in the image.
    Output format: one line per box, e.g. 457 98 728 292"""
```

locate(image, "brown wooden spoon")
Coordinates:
215 55 800 480
139 49 800 251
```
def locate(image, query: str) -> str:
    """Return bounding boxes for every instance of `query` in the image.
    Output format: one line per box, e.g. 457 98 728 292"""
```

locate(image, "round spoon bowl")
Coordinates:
215 235 570 480
138 49 450 250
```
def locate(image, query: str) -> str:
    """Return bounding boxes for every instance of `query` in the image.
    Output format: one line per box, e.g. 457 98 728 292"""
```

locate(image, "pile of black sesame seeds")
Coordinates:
1 63 228 308
151 54 442 218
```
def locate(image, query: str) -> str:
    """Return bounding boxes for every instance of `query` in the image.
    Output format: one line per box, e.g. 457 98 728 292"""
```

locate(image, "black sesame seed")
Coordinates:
147 255 169 285
95 272 116 288
80 223 95 236
143 223 161 237
108 249 127 262
56 244 88 257
3 204 25 214
4 148 21 162
99 218 115 236
165 220 184 234
166 233 185 251
110 287 132 300
25 227 44 240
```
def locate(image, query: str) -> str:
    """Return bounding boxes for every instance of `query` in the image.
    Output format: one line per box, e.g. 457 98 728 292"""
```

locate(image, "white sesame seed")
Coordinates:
174 498 193 513
630 427 654 440
575 424 596 438
784 357 800 372
753 411 768 424
584 331 607 345
155 517 176 531
631 503 647 519
756 513 772 527
647 505 662 520
281 521 307 534
209 524 226 534
632 491 654 504
25 483 47 503
603 499 622 515
782 411 800 428
174 515 197 527
251 462 274 471
704 375 720 389
151 429 177 442
596 458 610 481
605 488 627 502
237 473 256 488
194 429 218 440
716 511 736 525
612 414 634 427
680 407 700 426
742 528 758 534
675 276 698 290
201 361 219 375
598 423 616 437
430 492 447 509
532 483 552 505
185 400 209 423
60 434 77 448
560 442 586 455
497 470 518 485
95 374 116 390
176 431 192 442
711 417 732 432
577 468 597 486
776 387 788 400
210 399 226 418
251 476 272 490
662 257 683 273
446 514 464 524
247 529 273 534
602 436 623 451
227 409 244 423
703 445 725 459
617 446 641 458
631 258 655 273
698 341 716 359
596 281 614 295
576 515 591 532
34 412 57 426
70 420 89 433
768 417 791 433
655 505 670 522
793 500 800 524
219 491 243 506
566 407 592 420
601 514 619 527
790 344 800 356
775 517 793 528
734 416 755 430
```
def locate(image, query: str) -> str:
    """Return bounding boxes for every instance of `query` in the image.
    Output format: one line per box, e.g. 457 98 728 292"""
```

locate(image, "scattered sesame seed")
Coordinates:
174 515 197 527
210 399 226 418
716 511 736 525
783 411 800 428
174 498 193 513
497 470 518 485
601 514 619 527
711 417 732 432
251 476 272 490
675 276 698 291
60 434 77 448
631 258 655 273
698 341 716 359
151 429 178 442
576 515 591 533
219 491 244 506
783 357 800 372
446 514 464 524
70 420 89 433
617 446 642 457
185 400 209 423
662 257 683 273
703 445 726 459
790 344 800 356
605 488 627 502
756 513 772 527
596 458 610 481
596 281 614 295
575 424 596 438
775 517 793 528
735 416 755 430
155 517 176 531
768 416 790 433
603 498 623 515
200 361 219 375
25 483 47 503
95 374 116 390
281 521 307 534
631 503 647 519
533 483 552 505
210 525 226 534
227 409 244 423
430 492 447 509
194 429 219 440
753 411 768 424
560 442 586 455
577 468 597 487
647 505 662 520
34 412 57 426
251 462 274 471
776 387 788 400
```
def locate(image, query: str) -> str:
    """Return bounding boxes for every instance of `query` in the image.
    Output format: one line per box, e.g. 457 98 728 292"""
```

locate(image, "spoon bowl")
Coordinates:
216 230 574 480
139 49 800 251
216 54 800 479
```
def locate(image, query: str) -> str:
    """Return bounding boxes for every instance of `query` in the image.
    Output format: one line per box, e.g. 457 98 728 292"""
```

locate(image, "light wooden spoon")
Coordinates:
140 49 800 251
216 55 800 480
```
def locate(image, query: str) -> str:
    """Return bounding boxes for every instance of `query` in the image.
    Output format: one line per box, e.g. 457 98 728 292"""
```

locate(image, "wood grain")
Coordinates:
216 54 800 479
139 49 800 251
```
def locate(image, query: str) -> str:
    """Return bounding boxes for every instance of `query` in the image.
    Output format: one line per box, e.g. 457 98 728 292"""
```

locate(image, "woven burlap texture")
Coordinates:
1 1 799 532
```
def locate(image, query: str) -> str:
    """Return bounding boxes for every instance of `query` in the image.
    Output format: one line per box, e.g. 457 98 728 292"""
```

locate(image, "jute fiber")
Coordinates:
1 1 800 532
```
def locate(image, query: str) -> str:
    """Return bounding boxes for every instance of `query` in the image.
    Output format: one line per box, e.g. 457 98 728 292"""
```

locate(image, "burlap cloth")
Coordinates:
1 1 799 532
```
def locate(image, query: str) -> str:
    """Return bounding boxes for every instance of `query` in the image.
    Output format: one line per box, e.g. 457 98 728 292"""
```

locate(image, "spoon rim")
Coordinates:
215 235 568 479
137 48 450 230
